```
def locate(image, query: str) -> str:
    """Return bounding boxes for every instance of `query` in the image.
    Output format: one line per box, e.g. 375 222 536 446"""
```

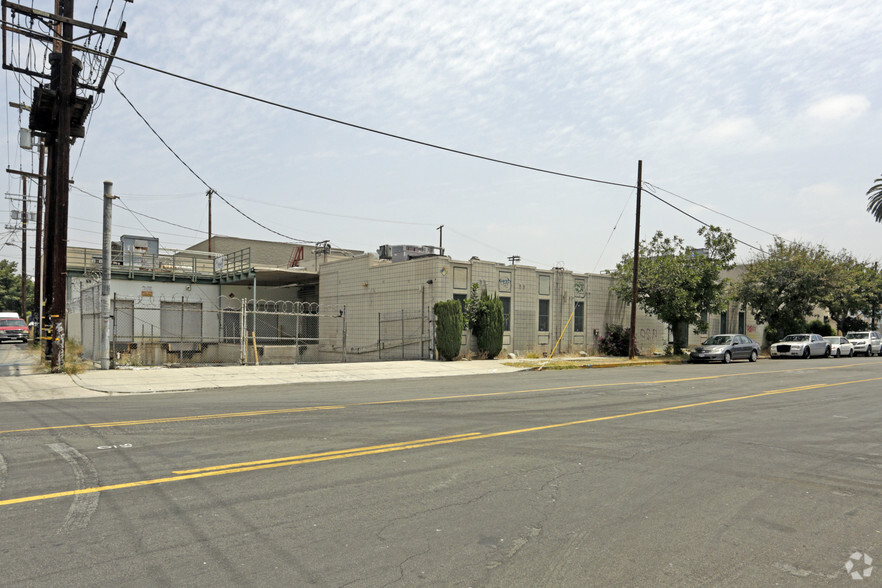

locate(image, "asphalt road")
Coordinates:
1 358 881 586
0 340 38 377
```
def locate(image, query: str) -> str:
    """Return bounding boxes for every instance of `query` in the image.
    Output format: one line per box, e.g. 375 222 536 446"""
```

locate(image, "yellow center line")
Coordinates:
0 405 345 435
0 362 872 436
2 374 879 508
172 432 484 474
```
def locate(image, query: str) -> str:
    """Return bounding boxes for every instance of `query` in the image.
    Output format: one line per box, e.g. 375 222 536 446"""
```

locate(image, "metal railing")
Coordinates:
66 247 251 282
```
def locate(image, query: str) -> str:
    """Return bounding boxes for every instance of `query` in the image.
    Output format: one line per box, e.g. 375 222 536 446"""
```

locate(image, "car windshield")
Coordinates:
703 336 731 345
0 319 26 327
782 335 809 342
823 337 840 344
847 332 868 338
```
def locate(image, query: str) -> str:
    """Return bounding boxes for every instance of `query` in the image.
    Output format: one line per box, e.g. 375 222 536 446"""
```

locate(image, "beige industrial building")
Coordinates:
64 236 764 365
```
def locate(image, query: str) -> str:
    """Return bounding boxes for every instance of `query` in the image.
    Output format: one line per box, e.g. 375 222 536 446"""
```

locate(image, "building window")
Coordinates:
538 299 549 332
538 274 551 296
574 300 584 332
500 296 511 331
453 267 469 290
738 311 745 334
720 310 728 333
453 294 467 314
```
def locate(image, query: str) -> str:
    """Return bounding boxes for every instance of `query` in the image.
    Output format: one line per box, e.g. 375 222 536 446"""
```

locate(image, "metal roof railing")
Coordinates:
66 247 252 282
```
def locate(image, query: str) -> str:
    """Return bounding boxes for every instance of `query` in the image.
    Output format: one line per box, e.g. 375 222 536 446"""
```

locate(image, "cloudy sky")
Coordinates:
4 0 882 275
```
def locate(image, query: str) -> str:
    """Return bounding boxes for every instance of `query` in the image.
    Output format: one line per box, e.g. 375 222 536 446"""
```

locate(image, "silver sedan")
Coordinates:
689 334 761 364
770 333 830 359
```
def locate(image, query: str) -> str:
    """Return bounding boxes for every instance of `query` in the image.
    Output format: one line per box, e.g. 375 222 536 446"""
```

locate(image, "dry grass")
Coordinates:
26 339 93 375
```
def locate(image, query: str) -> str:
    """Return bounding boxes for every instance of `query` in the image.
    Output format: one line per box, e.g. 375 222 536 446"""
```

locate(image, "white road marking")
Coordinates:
48 443 100 533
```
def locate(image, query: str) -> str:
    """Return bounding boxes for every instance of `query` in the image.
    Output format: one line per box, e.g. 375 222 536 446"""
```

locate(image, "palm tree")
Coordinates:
868 173 882 222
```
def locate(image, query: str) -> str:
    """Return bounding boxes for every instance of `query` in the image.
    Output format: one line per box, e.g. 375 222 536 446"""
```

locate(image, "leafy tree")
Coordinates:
733 239 834 344
840 315 869 334
0 259 32 314
822 251 866 332
610 226 736 353
857 262 882 330
433 299 463 361
867 173 882 223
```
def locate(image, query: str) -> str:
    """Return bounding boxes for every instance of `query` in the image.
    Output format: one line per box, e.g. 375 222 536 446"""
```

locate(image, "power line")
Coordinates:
70 185 204 233
592 188 634 273
643 181 780 240
642 188 765 253
223 193 436 227
111 73 314 245
67 41 639 191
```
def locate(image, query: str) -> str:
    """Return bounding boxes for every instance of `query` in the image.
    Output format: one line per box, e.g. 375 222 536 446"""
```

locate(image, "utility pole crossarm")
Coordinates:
2 2 128 38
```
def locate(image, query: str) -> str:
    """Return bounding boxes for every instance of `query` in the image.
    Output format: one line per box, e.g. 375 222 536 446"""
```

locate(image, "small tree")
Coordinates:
462 283 504 358
475 293 504 358
433 299 463 361
610 226 736 353
0 259 33 313
806 319 834 336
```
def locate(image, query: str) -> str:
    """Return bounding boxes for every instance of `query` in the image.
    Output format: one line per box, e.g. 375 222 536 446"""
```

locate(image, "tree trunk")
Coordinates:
671 321 689 354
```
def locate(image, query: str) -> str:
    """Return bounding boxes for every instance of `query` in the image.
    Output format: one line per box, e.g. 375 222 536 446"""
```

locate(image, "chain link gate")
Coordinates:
378 307 434 361
233 299 347 364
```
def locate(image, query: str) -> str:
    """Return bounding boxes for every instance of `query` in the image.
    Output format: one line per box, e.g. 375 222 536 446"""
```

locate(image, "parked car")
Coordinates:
845 331 882 357
0 317 29 343
823 336 854 358
689 334 760 364
769 333 829 359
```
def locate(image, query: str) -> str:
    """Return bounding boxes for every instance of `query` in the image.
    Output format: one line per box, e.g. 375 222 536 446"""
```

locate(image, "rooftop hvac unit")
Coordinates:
377 244 443 262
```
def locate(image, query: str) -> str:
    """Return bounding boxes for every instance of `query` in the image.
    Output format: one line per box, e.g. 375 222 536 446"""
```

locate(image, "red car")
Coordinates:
0 318 29 343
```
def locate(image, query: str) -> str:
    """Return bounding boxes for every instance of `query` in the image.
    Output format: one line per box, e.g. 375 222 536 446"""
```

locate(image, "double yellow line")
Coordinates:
2 374 880 508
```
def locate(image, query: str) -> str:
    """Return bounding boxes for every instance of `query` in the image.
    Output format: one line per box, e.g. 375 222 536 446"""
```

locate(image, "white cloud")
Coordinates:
699 116 775 152
806 95 871 122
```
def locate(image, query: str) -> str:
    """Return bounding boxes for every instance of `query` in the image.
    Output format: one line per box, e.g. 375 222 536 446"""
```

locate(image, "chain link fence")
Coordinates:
71 293 435 367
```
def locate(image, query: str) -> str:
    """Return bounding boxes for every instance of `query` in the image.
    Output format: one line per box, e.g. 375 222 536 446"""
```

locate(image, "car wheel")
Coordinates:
868 349 874 357
722 351 732 364
749 350 758 362
802 347 810 359
834 349 840 358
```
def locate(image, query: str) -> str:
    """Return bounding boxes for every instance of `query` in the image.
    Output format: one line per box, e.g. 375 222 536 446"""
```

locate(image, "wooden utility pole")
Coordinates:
207 189 213 252
629 160 643 360
47 0 74 370
4 0 128 366
20 176 27 317
34 143 45 331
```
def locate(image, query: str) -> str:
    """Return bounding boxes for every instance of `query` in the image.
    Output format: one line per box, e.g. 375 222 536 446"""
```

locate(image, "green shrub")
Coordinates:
806 319 834 336
598 323 636 356
475 294 504 358
434 299 464 361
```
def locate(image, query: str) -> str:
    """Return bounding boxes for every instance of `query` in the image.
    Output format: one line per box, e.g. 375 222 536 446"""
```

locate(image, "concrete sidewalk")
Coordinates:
0 354 686 403
0 360 527 402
